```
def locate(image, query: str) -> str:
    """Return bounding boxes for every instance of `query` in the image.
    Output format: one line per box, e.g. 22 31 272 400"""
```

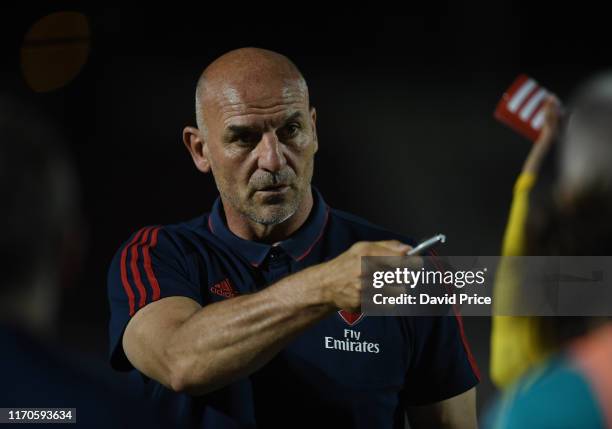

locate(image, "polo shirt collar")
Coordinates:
208 187 329 267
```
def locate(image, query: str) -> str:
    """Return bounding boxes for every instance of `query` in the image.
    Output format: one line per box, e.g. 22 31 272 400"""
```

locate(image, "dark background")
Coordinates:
2 5 610 419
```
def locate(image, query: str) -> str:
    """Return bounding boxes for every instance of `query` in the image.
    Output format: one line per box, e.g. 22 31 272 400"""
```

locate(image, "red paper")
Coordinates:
494 74 555 142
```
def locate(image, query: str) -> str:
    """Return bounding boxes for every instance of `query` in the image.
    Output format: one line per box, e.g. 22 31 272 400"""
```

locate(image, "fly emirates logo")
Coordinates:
324 329 380 354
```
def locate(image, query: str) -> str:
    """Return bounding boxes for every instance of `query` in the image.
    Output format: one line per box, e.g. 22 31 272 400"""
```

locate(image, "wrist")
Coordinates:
298 262 336 311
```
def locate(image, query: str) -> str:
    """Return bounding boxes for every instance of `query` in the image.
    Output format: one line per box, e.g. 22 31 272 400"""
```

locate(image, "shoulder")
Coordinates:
107 214 213 283
112 215 208 255
328 207 416 246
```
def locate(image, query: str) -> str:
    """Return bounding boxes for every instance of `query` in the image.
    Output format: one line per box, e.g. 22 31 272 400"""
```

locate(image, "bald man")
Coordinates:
107 48 479 429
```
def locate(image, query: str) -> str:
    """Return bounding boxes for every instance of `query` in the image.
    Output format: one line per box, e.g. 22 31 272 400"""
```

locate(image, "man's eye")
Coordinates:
279 123 301 140
234 133 260 146
288 124 300 136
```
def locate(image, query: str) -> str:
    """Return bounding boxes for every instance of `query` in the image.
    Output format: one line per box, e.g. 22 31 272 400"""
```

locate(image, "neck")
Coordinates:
224 188 313 243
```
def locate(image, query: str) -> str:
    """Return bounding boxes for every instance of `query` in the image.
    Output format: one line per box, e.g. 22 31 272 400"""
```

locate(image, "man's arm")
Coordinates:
406 387 477 429
122 240 412 395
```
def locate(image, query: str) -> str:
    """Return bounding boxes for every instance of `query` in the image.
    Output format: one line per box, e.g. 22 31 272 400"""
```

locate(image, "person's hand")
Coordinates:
522 96 562 175
313 240 418 312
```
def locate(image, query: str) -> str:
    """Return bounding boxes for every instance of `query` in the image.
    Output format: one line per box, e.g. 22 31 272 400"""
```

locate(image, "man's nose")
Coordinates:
257 131 286 172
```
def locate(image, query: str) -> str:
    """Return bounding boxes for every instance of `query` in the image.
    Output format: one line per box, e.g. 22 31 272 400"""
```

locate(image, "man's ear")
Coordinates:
310 107 318 154
183 126 211 173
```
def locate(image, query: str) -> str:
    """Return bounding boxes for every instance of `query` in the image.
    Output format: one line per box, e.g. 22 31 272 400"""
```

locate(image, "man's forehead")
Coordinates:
208 81 308 126
221 106 306 131
213 77 306 105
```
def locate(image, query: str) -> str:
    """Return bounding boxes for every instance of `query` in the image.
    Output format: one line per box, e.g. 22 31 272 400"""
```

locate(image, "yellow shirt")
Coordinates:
490 172 553 388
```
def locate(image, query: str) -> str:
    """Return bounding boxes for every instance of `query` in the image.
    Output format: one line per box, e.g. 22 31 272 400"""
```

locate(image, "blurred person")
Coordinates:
107 47 480 429
489 96 562 389
0 97 161 428
486 73 612 428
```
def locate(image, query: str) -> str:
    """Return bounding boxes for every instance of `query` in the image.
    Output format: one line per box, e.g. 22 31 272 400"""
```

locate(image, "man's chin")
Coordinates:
243 186 304 225
246 204 297 226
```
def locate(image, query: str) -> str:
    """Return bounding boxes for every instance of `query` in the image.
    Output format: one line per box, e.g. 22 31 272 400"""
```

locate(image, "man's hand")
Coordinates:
316 240 413 312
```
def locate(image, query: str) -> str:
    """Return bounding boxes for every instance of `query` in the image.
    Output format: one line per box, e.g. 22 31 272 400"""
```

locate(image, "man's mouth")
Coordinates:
255 184 290 194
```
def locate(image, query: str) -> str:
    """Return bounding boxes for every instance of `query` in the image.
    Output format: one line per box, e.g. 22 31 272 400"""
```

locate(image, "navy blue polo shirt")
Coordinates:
108 188 479 428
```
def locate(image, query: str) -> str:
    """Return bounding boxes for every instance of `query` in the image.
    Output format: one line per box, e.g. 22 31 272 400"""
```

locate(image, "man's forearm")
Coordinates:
166 264 334 395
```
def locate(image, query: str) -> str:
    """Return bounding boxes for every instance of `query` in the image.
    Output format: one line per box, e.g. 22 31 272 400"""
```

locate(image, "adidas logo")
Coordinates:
210 278 238 298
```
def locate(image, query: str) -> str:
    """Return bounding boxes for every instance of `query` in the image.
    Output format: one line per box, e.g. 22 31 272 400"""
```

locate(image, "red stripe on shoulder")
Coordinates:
143 226 162 302
120 227 147 316
130 227 153 311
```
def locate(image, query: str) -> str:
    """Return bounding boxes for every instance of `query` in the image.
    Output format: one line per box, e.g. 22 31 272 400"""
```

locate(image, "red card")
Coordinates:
494 74 555 142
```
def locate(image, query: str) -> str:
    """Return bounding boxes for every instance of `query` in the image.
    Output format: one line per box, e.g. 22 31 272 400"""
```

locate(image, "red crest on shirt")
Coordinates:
338 310 365 326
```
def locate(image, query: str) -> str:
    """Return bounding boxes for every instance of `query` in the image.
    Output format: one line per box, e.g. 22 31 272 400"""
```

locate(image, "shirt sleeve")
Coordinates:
402 313 480 405
501 172 537 257
107 225 202 371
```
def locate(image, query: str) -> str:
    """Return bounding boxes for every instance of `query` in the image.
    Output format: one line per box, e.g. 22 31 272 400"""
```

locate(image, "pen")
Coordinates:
407 234 446 255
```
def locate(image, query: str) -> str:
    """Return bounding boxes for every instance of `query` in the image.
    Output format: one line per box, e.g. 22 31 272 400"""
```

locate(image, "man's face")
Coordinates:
203 81 317 225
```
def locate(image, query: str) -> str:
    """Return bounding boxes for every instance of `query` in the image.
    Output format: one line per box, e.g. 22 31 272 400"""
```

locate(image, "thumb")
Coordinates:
376 240 412 254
